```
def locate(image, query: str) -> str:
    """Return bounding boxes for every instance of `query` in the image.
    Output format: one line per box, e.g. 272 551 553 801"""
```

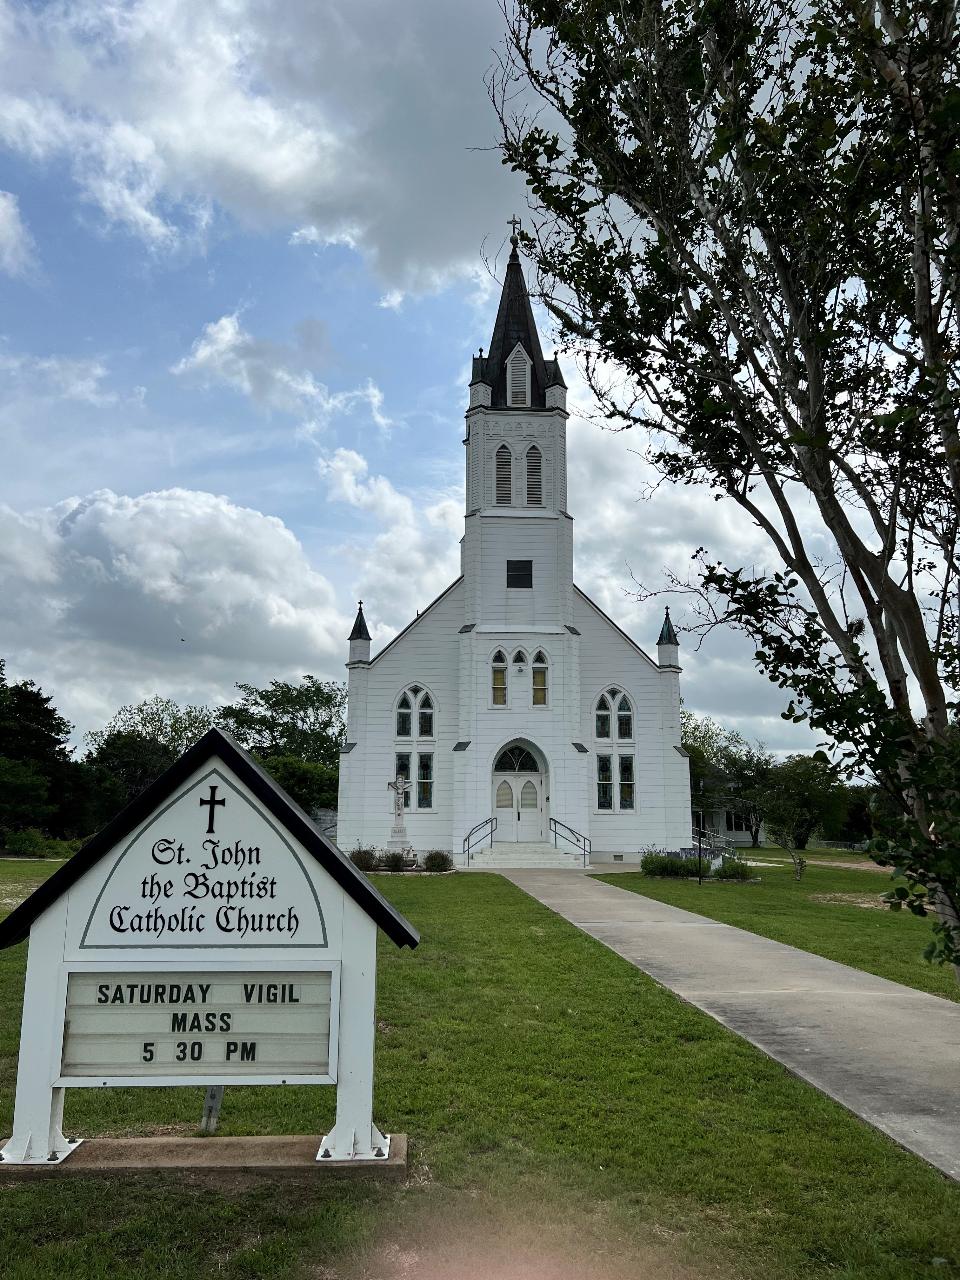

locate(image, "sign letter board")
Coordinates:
0 729 418 1166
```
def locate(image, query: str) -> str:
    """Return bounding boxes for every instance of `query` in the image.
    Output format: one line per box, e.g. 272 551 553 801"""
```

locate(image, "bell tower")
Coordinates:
461 228 571 629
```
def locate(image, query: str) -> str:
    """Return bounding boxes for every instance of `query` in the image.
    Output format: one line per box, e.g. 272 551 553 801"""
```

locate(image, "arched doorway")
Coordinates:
492 743 548 842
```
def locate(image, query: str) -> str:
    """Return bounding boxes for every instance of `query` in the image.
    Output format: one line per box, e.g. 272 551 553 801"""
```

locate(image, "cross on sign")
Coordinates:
199 784 226 834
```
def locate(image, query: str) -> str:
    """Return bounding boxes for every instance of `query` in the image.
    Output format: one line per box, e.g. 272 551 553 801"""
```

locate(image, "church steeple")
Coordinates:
471 223 566 410
348 601 371 664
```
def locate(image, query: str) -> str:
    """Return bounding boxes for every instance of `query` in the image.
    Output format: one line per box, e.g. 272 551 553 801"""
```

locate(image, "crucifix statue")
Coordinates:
387 773 412 823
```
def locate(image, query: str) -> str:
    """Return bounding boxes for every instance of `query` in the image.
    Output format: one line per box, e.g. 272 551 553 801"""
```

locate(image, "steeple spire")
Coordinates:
473 217 565 409
349 601 371 642
657 607 679 646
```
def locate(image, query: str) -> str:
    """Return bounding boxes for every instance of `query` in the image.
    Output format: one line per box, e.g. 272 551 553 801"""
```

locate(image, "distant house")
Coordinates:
693 806 765 849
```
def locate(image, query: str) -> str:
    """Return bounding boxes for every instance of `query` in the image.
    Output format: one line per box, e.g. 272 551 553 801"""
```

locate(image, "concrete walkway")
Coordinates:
502 870 960 1180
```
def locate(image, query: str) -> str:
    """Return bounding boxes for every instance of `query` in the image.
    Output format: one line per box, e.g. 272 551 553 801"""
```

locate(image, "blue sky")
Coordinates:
0 0 818 754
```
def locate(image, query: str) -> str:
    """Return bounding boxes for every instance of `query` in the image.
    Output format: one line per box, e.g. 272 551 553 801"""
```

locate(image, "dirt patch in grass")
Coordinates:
0 893 28 910
335 1207 719 1280
809 892 887 910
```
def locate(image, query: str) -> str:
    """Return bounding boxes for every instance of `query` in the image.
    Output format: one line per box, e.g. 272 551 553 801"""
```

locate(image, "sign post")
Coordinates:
0 728 418 1168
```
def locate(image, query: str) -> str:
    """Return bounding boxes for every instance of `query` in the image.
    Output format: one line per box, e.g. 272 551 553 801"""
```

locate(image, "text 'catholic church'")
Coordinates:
337 235 692 868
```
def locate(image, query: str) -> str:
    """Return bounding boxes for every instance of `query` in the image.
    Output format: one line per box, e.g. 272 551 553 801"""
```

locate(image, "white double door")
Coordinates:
493 773 544 842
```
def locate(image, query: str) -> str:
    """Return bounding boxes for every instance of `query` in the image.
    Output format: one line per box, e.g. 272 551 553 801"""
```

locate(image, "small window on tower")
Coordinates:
495 445 512 505
506 560 533 588
526 444 542 505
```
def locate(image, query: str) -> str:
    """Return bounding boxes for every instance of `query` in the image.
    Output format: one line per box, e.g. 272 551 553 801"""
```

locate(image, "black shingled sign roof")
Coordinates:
0 727 419 951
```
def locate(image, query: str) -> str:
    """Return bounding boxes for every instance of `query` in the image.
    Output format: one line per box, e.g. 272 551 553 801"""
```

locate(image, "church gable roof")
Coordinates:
367 576 464 667
0 728 419 951
573 585 660 670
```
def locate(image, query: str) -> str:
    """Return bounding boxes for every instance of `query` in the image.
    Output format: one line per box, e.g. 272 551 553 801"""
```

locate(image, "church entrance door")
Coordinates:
492 744 547 843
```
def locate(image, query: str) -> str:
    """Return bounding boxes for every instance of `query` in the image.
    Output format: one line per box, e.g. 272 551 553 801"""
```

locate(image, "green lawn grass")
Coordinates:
2 862 959 1279
596 860 960 1002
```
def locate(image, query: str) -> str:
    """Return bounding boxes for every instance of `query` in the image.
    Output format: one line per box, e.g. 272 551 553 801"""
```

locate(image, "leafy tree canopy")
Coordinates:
257 755 339 817
85 696 214 758
497 0 960 965
217 677 346 768
82 730 179 829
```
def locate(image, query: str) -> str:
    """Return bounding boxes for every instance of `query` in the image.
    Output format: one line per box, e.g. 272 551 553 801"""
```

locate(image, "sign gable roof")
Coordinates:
0 728 419 951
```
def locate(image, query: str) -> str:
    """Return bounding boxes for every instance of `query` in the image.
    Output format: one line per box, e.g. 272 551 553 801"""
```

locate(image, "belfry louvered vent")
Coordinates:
508 348 529 406
495 445 512 504
526 445 542 505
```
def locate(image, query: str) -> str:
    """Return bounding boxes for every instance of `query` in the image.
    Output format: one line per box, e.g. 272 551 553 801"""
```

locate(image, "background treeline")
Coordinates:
682 711 881 852
0 654 880 858
0 659 345 855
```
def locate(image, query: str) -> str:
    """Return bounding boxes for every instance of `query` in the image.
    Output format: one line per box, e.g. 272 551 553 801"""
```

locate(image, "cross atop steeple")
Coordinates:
508 214 521 239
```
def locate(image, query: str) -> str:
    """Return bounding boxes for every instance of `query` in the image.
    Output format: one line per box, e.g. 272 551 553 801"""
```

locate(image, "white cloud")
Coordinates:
317 447 462 635
0 349 118 405
172 312 393 432
0 488 350 738
0 0 521 286
0 190 35 275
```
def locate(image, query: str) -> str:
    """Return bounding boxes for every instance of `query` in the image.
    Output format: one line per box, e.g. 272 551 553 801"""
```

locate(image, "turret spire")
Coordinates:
657 607 679 647
349 601 371 642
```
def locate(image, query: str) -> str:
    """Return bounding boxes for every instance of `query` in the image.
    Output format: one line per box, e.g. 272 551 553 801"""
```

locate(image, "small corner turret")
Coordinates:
657 607 680 669
348 601 371 665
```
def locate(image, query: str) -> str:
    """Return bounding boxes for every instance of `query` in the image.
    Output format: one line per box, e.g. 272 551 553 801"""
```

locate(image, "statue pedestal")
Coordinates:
387 823 409 852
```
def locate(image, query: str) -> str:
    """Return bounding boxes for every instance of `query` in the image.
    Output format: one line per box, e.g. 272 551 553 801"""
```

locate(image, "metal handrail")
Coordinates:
550 818 592 867
463 816 497 865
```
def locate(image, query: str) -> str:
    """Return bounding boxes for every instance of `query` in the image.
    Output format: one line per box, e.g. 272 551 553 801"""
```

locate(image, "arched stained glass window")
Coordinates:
396 693 412 737
596 694 611 739
526 444 542 505
419 692 434 737
532 651 548 706
492 651 507 706
495 746 539 772
520 780 538 808
512 649 527 665
617 695 633 740
496 780 514 807
495 445 512 504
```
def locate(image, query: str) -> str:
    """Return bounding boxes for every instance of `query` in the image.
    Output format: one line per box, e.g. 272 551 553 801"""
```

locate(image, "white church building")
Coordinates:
336 235 692 867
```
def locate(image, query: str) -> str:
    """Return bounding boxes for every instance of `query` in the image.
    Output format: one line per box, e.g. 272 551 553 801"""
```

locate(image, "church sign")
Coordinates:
0 728 418 1166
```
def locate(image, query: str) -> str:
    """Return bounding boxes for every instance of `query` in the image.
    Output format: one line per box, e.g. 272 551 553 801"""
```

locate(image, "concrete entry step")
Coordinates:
469 842 587 870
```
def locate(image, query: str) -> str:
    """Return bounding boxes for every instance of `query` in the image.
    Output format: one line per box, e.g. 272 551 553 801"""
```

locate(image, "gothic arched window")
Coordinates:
495 445 512 505
596 694 611 739
495 746 539 772
617 695 633 740
512 649 527 666
396 687 436 738
492 650 507 706
532 651 548 706
526 444 542 505
396 693 412 738
419 692 434 737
